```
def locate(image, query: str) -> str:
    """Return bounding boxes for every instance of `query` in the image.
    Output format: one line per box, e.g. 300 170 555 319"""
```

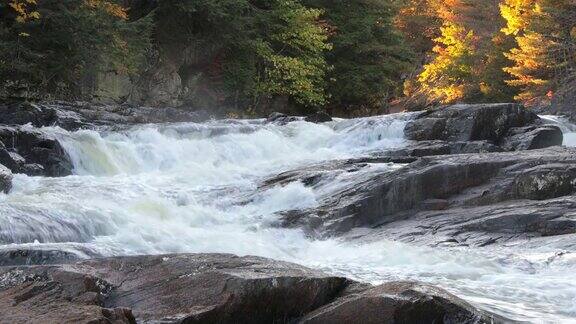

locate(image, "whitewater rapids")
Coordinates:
0 114 575 322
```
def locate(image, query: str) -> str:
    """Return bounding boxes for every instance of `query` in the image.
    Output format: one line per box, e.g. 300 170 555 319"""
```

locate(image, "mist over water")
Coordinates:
1 114 575 322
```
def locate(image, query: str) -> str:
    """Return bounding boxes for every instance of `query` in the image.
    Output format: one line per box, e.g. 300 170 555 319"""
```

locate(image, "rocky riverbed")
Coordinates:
0 100 574 322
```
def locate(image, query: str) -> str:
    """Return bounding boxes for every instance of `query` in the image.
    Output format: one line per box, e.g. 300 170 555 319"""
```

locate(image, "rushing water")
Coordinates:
540 115 576 148
1 114 575 322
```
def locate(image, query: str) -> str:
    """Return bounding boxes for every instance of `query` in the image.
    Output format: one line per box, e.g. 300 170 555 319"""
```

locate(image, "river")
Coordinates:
1 114 575 322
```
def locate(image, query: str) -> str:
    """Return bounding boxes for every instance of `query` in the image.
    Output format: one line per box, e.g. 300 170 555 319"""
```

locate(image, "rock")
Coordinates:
267 112 299 125
0 101 86 130
405 103 538 143
305 111 332 123
0 254 348 323
404 117 447 141
0 126 73 177
0 254 504 324
266 146 576 247
0 164 12 193
0 101 58 127
502 125 563 151
514 164 576 200
299 281 504 324
0 247 90 266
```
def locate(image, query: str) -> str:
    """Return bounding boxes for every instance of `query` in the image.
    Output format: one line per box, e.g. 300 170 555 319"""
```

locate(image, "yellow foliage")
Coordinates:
9 0 40 23
84 0 128 19
417 22 476 104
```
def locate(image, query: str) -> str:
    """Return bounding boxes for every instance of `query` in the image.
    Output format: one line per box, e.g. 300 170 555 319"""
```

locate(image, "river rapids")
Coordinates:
1 114 575 323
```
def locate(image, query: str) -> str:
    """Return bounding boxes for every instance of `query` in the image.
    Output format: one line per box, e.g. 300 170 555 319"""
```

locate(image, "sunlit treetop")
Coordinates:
8 0 40 23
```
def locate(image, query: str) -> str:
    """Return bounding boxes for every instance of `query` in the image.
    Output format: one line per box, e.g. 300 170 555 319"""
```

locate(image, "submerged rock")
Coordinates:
0 253 504 324
0 248 90 266
267 112 300 125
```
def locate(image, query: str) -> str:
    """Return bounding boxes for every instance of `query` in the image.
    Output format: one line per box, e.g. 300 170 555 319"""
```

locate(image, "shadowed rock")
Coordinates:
0 164 12 193
0 247 97 266
305 111 332 123
0 126 72 177
404 103 538 143
404 103 562 153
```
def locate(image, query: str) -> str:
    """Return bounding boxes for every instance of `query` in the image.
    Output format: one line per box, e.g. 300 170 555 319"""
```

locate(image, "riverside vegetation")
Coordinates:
1 0 575 116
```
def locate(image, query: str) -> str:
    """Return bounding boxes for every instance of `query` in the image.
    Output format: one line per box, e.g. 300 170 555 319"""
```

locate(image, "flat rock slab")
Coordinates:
268 146 576 247
0 253 504 324
0 254 348 323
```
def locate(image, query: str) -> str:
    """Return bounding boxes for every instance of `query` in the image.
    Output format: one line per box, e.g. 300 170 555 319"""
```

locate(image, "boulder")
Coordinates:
0 247 89 266
0 102 58 127
299 281 504 324
0 254 348 323
0 126 73 177
0 254 505 324
502 125 563 151
0 163 12 193
405 103 538 143
305 111 332 123
0 101 85 130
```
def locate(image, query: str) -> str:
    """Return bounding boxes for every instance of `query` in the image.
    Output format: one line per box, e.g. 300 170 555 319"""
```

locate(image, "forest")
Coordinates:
1 0 575 116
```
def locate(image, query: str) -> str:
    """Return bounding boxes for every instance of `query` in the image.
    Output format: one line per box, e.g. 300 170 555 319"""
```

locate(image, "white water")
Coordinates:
0 114 575 322
540 115 576 147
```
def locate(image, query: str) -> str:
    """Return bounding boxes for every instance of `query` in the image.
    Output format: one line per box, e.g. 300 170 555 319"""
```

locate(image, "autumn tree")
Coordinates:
501 0 576 106
405 0 516 105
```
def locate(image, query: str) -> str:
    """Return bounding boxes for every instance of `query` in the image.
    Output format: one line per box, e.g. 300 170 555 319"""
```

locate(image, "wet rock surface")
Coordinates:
0 164 12 193
0 126 72 177
266 146 576 247
404 103 562 154
300 281 507 324
0 100 213 130
0 253 503 324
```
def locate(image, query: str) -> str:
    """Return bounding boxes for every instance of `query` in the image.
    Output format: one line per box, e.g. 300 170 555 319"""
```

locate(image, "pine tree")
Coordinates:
304 0 414 114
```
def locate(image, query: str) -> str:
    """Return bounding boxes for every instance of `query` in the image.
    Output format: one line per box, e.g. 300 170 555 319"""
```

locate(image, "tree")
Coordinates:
304 0 414 114
407 0 516 105
501 0 576 106
417 21 476 103
0 0 152 99
154 0 330 110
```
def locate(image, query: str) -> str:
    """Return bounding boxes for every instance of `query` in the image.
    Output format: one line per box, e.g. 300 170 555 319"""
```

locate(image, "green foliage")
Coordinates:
305 0 414 111
0 0 152 98
160 0 330 108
